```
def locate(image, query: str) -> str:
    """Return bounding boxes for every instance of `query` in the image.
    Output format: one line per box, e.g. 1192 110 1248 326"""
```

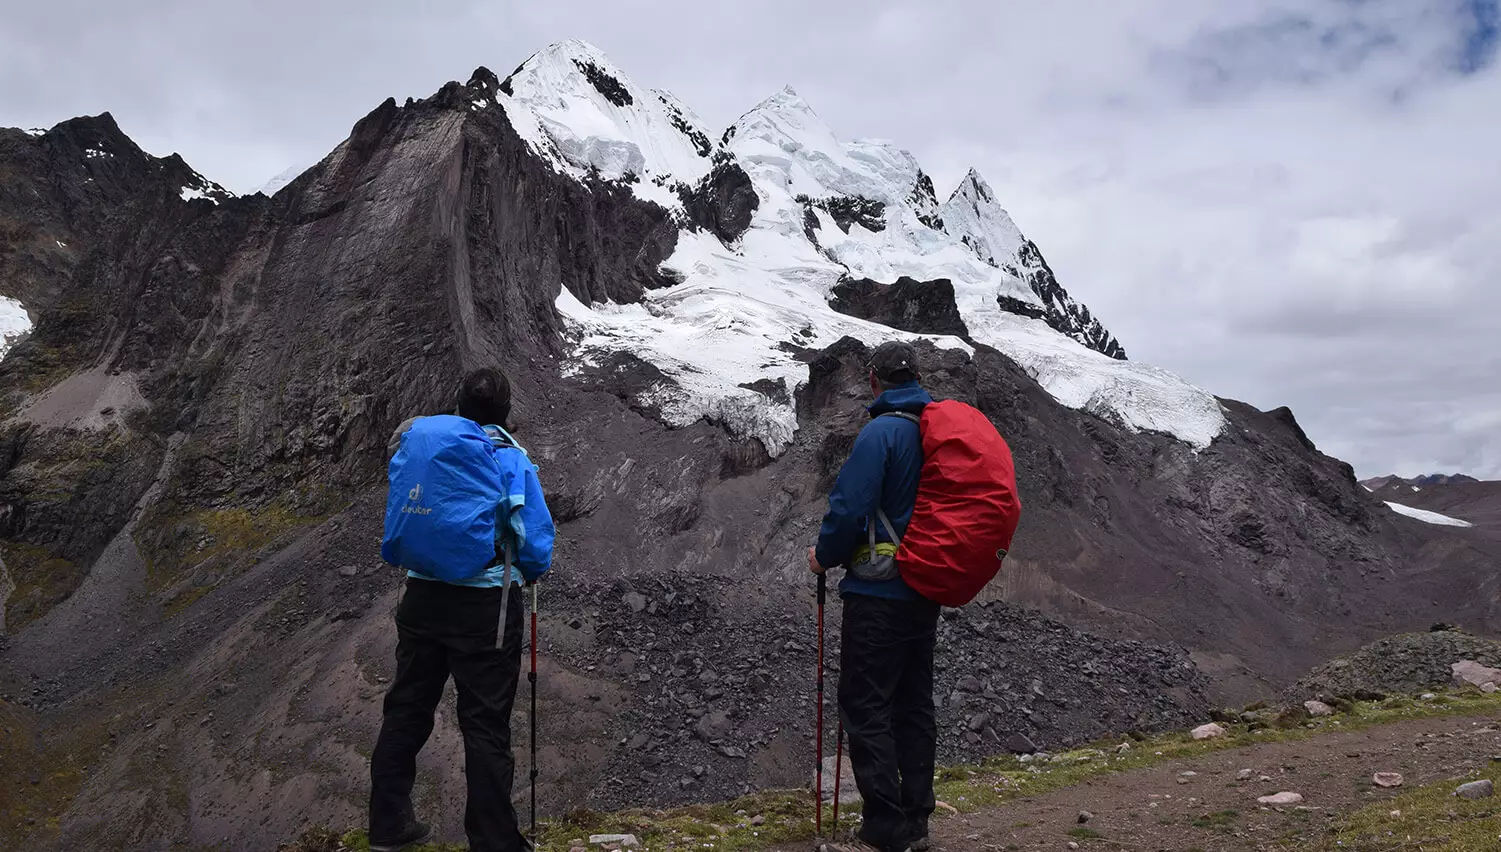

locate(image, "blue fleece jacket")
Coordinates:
814 383 931 600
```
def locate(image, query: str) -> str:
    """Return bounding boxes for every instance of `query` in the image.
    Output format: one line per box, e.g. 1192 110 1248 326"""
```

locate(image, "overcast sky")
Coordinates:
3 0 1497 479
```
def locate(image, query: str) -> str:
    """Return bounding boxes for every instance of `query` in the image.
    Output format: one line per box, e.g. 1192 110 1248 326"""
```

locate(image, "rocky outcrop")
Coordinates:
1294 630 1501 700
828 276 969 337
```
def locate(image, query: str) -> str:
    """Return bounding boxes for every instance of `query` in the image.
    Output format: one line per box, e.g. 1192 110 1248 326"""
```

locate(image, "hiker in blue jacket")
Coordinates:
809 340 939 852
369 367 554 852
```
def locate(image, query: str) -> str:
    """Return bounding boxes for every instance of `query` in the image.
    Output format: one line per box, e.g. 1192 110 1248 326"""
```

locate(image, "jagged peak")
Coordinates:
950 168 997 206
741 84 821 121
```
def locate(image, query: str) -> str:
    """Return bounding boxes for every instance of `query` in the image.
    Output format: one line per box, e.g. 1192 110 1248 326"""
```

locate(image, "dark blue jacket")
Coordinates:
815 383 931 600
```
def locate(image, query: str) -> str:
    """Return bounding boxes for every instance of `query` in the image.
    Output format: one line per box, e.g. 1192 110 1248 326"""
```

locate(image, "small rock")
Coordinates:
719 745 747 759
1191 723 1227 740
1179 771 1198 778
1259 775 1273 782
566 617 583 630
337 565 359 577
935 801 959 815
1115 742 1131 754
1455 780 1494 799
750 815 765 826
1237 768 1255 781
1389 810 1401 817
1067 843 1079 851
1077 810 1093 824
1485 683 1499 694
1421 693 1437 700
1258 792 1305 806
1304 700 1334 717
622 592 647 614
589 834 640 848
1003 732 1038 754
1373 772 1404 788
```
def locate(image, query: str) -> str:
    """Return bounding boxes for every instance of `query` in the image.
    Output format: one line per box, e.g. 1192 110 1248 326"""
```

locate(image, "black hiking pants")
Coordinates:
838 593 941 851
370 577 527 852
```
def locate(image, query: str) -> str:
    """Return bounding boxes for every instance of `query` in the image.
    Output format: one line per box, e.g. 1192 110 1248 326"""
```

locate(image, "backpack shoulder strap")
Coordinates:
879 411 921 425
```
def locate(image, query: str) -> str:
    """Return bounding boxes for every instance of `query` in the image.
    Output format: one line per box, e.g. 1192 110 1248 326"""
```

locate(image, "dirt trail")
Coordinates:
802 712 1501 851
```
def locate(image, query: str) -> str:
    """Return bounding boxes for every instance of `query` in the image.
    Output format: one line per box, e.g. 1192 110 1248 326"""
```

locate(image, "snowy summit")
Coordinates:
496 41 1228 455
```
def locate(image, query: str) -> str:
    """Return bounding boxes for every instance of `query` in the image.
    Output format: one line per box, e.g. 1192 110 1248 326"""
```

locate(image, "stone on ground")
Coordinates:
1077 810 1093 824
1191 722 1227 740
1452 660 1501 690
589 833 641 848
1257 791 1305 806
1372 772 1404 788
1455 780 1495 799
815 756 860 804
1303 700 1334 717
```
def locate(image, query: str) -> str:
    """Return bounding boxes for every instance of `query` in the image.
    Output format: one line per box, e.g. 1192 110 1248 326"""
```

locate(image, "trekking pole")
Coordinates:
529 581 539 842
815 571 826 838
832 722 844 828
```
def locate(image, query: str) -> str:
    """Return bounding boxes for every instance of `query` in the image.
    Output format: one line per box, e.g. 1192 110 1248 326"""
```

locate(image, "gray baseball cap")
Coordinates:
868 340 920 382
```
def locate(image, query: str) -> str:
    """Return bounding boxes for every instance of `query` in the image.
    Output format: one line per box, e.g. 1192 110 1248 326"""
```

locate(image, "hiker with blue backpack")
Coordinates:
369 367 555 852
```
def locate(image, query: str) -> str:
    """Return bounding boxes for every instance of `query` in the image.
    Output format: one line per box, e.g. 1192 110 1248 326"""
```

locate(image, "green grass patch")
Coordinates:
1313 773 1501 850
1191 809 1240 830
136 502 322 600
1 540 80 632
1067 826 1103 838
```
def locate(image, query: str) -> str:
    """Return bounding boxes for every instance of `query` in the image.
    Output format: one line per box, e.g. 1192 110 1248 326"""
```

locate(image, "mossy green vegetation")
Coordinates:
1315 772 1501 850
0 540 80 631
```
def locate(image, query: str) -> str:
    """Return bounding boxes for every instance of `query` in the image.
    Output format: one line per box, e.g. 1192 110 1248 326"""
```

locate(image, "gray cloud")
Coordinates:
2 0 1496 478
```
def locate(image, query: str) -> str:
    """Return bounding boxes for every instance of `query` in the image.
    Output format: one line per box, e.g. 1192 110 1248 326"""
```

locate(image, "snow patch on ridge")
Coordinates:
179 170 233 205
1385 501 1474 528
1 296 32 363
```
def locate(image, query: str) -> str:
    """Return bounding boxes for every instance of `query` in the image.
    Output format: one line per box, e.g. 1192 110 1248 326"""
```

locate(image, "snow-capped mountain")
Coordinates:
496 40 1222 454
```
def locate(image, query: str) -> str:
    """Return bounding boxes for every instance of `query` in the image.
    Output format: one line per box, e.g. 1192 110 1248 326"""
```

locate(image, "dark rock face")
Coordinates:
798 194 886 233
680 157 757 244
909 170 944 231
572 59 633 106
828 276 969 338
2 73 1499 852
1004 241 1126 360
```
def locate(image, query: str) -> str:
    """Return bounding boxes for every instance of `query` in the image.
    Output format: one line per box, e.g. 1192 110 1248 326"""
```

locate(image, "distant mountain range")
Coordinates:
1362 473 1483 490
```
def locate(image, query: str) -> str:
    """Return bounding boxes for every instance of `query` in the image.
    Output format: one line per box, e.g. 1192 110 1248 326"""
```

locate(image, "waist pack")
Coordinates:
381 415 507 582
886 401 1022 607
849 509 902 582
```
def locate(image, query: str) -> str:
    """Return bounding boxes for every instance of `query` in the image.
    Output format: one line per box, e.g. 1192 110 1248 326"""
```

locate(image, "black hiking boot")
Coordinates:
369 819 431 852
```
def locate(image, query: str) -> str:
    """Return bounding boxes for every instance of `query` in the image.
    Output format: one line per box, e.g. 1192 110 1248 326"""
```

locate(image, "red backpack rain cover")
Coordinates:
896 400 1021 607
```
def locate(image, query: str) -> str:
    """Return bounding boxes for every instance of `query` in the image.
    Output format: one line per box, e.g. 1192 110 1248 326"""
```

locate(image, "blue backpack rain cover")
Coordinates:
382 415 505 581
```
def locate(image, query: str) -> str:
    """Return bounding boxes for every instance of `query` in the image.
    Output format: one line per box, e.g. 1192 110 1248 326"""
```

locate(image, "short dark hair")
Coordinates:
456 367 512 427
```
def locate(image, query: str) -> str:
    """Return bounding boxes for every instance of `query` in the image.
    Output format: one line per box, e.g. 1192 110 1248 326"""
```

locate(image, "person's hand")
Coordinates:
807 546 827 575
